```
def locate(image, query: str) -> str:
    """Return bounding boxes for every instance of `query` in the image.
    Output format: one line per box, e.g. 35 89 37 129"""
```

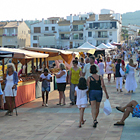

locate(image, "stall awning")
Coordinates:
0 51 14 60
22 47 74 64
0 48 49 59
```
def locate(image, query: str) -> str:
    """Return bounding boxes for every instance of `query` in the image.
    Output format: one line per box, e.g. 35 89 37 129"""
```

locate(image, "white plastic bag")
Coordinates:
103 99 112 115
120 67 125 77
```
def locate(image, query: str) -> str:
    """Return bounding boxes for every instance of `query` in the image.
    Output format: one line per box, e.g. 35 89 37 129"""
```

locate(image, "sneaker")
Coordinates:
45 104 48 107
70 102 74 105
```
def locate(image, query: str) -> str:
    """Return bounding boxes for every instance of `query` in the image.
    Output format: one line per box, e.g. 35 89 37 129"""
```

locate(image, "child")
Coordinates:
98 59 105 77
111 59 116 81
40 69 52 107
75 77 88 128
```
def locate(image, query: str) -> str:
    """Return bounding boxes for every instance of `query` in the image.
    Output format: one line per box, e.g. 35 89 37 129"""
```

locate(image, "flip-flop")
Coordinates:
114 122 124 126
116 107 124 113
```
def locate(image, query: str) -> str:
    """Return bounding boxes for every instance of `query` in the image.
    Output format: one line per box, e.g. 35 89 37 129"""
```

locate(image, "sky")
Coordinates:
0 0 140 21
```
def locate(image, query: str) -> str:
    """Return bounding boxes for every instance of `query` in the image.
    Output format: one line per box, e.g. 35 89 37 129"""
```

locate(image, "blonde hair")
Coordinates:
7 63 16 72
59 63 66 70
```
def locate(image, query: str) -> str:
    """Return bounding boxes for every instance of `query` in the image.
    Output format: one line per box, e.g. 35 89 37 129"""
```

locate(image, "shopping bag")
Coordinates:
120 67 125 77
103 99 112 115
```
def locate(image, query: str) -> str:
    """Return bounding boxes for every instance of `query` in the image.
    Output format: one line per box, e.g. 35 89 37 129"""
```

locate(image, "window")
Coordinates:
89 23 93 29
109 40 112 42
52 27 55 31
34 27 41 33
45 27 49 31
33 43 38 47
88 32 92 37
33 36 37 40
109 32 112 36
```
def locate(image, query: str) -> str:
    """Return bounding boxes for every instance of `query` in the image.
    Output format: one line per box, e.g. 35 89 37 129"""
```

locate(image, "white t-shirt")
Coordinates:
83 63 100 80
40 73 52 87
75 86 88 106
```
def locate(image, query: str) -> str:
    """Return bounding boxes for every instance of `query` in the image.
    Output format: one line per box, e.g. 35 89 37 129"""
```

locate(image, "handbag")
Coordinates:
103 99 112 115
125 64 129 74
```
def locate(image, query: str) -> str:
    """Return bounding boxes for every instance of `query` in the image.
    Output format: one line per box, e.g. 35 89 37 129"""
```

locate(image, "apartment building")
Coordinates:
2 21 30 48
30 9 122 48
0 22 7 47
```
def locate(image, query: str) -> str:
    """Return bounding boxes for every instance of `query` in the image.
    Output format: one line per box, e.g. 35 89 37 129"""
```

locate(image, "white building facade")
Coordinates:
30 9 122 48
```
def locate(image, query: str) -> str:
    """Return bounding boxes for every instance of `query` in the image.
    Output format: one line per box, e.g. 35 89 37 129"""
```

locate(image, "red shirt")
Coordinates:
121 60 125 66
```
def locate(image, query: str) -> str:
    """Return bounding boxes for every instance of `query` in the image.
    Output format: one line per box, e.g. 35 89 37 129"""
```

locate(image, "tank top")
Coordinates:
89 76 102 90
56 70 67 83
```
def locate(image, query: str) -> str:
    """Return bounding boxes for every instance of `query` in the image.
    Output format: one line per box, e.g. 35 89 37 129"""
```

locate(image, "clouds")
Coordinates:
0 0 139 20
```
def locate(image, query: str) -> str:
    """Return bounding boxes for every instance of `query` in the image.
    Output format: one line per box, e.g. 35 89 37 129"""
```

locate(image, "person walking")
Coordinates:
125 59 137 93
87 65 109 128
0 80 4 109
69 60 82 105
98 59 105 77
115 59 123 92
4 63 18 116
56 63 67 106
105 56 112 83
83 56 100 80
40 68 52 107
75 77 88 128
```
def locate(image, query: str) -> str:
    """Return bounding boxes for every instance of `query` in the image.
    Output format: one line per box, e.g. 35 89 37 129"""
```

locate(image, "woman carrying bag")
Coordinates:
87 65 109 128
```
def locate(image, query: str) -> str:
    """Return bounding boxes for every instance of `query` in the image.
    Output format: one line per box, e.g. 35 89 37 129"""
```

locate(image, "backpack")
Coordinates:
125 64 129 74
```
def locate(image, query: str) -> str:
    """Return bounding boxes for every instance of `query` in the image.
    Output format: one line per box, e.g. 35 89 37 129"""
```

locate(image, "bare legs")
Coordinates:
42 91 49 106
91 101 101 122
5 97 15 115
108 74 111 82
58 91 65 105
116 100 138 124
79 108 85 127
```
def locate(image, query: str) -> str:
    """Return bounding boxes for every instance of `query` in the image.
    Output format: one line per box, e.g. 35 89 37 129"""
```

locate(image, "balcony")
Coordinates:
73 37 83 40
71 28 83 32
93 35 109 39
87 27 117 30
3 33 17 36
60 37 70 40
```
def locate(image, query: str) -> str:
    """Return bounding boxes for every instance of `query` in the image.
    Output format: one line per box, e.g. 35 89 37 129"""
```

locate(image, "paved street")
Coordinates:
0 74 140 140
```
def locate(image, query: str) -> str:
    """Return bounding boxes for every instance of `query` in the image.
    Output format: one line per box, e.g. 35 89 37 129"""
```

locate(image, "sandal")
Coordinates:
82 120 86 125
93 120 98 128
114 122 124 126
116 107 125 113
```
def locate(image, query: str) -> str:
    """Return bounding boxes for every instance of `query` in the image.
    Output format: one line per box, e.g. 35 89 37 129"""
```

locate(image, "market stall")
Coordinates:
0 48 49 107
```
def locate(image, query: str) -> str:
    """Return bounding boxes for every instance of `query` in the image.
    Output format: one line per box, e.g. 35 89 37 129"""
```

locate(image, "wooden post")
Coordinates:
40 58 42 69
32 58 34 73
2 59 4 80
25 59 27 75
36 58 38 69
47 58 49 68
44 58 46 68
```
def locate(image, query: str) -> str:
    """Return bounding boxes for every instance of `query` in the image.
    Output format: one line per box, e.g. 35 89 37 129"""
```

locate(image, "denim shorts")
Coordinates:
89 90 103 102
42 86 50 92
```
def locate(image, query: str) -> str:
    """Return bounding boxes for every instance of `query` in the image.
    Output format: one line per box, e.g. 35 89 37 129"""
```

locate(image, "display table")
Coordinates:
15 80 36 107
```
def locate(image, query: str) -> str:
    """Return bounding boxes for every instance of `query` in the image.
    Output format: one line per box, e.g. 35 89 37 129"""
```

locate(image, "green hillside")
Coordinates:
122 10 140 26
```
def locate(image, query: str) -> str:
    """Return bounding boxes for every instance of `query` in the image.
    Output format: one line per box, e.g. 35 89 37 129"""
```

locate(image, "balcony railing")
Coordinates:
87 27 117 30
71 29 83 31
93 35 109 38
3 33 17 36
60 37 70 40
73 37 83 40
59 29 71 32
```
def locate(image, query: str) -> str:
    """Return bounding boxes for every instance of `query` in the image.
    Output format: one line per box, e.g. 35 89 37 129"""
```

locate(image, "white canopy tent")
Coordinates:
106 42 117 49
97 43 110 49
68 42 100 54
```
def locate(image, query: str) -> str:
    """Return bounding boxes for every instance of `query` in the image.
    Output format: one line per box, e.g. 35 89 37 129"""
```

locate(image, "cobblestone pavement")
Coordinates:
0 73 140 140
